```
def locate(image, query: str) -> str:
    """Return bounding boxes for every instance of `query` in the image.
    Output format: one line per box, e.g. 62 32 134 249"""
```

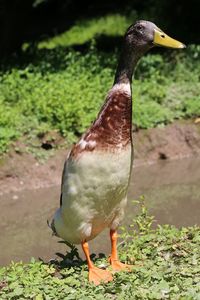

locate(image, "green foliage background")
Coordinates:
0 14 200 154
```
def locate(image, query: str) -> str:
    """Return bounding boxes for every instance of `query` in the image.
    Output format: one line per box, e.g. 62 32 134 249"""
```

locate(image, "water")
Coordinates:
0 156 200 266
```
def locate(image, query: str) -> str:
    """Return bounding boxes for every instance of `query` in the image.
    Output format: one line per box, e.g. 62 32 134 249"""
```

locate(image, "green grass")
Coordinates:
38 14 133 49
0 13 200 154
0 199 200 299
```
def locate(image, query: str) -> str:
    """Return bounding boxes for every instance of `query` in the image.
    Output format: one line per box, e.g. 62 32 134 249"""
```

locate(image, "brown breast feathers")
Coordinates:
70 88 132 158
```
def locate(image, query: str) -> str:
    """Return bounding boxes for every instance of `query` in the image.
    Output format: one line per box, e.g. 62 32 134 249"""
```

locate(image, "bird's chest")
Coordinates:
62 145 132 210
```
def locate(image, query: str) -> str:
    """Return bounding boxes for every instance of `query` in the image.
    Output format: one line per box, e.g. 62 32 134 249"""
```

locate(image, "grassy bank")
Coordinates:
0 200 200 299
0 14 200 154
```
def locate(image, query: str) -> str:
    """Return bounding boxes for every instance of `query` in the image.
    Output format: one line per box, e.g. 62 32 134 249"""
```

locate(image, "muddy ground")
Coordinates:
0 119 200 195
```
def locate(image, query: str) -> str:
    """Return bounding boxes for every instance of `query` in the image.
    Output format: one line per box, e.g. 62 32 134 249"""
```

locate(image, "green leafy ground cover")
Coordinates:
0 14 200 154
0 200 200 299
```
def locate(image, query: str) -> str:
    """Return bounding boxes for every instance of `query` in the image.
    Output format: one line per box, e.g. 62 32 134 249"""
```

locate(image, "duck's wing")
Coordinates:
60 158 70 207
59 192 63 206
59 142 87 207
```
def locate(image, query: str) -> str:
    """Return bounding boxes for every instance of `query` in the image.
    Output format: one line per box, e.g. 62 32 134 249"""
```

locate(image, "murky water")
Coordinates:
0 157 200 266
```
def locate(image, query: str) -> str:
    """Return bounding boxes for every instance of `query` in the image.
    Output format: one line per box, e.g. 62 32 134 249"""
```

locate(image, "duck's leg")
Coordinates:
81 241 113 285
109 229 132 271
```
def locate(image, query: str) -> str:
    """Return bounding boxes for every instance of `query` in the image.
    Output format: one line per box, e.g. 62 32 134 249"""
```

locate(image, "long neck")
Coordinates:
114 44 142 85
81 43 144 151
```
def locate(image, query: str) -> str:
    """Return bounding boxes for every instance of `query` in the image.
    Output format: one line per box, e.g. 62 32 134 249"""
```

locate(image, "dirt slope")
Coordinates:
0 120 200 195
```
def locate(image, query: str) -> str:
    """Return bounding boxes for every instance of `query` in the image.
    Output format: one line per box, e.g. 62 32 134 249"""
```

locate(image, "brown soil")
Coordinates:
134 119 200 165
0 119 200 195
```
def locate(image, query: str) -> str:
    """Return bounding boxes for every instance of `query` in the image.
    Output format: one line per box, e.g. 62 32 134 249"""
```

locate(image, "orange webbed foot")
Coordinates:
109 258 133 272
89 266 113 285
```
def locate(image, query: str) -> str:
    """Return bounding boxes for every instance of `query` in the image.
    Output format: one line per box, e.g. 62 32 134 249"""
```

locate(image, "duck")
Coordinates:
50 20 185 285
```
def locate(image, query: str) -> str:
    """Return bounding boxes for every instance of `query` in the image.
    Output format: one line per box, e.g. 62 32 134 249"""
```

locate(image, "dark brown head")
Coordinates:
115 20 185 84
124 20 185 53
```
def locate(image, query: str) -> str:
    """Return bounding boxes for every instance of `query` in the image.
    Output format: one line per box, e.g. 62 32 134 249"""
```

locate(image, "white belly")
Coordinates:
54 146 132 244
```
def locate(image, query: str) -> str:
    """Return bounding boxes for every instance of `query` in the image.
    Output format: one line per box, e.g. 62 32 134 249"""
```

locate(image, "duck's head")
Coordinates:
125 20 185 52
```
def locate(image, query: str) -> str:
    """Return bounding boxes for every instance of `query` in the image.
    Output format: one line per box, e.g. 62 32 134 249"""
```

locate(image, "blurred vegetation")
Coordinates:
0 0 199 56
38 14 133 49
0 13 200 154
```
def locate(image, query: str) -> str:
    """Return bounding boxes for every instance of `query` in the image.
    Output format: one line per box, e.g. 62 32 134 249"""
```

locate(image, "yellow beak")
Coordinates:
153 29 186 49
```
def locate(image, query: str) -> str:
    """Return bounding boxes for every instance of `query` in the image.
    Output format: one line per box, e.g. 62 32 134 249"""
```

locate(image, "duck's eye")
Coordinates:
136 25 143 31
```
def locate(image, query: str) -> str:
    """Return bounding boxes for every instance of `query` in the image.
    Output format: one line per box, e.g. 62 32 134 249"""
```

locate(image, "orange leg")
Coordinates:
81 241 113 285
109 229 132 271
